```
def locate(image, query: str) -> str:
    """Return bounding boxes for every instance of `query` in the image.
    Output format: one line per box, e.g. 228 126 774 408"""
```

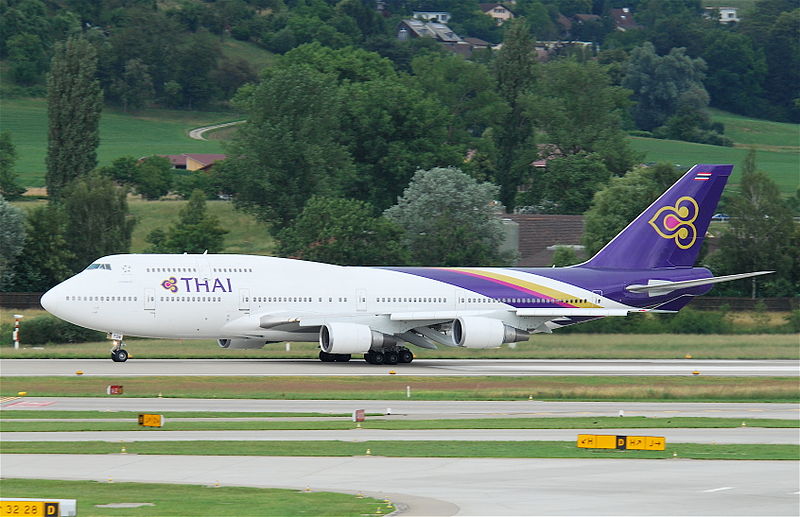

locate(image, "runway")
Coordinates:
2 427 797 444
4 398 799 419
2 454 798 515
2 358 797 376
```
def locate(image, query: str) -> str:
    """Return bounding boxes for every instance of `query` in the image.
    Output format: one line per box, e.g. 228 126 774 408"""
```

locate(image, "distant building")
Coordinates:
479 3 515 25
397 19 462 44
610 7 641 31
704 6 739 23
149 153 227 172
503 214 586 266
412 11 451 24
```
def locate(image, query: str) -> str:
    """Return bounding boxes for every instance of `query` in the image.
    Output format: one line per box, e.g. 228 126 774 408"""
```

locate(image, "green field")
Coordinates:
1 441 795 461
0 98 234 187
2 375 796 402
2 331 797 360
0 478 392 517
629 138 799 196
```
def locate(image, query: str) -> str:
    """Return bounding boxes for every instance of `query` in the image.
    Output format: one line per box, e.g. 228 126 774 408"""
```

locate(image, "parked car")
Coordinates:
711 213 730 222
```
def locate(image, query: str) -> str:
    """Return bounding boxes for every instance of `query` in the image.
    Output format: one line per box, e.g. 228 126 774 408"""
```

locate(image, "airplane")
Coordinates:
41 164 771 365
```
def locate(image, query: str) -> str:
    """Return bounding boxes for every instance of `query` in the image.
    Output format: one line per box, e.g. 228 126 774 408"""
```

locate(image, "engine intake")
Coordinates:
319 322 393 355
218 338 267 349
452 317 530 348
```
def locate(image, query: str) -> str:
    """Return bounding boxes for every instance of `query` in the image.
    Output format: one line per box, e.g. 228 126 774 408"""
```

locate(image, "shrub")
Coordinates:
662 308 728 334
14 314 104 345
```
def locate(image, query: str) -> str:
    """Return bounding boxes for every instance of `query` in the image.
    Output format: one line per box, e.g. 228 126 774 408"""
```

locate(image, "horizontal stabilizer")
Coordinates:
625 271 773 296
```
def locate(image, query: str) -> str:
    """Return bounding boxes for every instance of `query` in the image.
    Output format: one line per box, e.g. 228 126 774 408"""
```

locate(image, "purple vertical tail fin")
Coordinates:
580 164 732 269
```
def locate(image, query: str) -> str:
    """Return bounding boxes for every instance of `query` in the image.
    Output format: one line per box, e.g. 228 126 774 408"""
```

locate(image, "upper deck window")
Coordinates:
86 263 111 270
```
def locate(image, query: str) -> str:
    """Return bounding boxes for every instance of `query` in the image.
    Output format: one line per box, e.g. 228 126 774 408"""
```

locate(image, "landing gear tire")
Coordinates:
399 349 414 364
384 350 399 365
111 349 128 362
334 354 351 362
319 351 336 362
365 350 385 364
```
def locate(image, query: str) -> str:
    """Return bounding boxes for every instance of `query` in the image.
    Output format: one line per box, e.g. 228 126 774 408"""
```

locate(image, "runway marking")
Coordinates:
0 396 21 404
702 487 734 493
3 401 55 408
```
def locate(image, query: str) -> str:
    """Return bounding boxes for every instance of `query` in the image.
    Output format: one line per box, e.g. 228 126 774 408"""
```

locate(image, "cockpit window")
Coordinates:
86 263 112 270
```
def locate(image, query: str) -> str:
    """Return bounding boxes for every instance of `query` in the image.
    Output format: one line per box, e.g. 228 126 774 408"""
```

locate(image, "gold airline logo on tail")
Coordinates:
648 196 699 249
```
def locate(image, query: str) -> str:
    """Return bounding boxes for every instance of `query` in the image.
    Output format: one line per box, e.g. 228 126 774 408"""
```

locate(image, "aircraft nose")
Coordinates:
40 283 64 315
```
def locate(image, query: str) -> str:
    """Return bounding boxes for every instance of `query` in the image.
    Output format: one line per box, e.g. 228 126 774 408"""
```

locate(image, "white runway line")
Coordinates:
702 487 735 493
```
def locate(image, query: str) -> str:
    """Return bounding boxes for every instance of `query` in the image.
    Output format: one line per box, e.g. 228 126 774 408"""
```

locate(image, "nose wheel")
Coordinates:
110 336 128 362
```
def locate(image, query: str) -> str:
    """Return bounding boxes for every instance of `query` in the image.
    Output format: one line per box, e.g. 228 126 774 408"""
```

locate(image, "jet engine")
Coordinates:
452 317 530 348
217 338 267 349
319 322 393 355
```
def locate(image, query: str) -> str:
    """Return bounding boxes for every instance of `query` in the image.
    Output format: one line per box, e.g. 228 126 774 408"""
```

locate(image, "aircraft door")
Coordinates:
356 289 367 311
144 288 155 310
592 289 603 305
239 288 250 312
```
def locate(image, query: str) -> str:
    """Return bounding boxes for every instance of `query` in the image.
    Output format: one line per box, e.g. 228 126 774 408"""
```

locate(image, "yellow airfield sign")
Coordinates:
1 500 59 517
138 414 163 427
577 434 665 451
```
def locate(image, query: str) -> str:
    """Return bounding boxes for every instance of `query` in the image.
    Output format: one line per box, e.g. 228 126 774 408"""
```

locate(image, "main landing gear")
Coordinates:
110 335 129 362
364 346 413 365
319 351 351 362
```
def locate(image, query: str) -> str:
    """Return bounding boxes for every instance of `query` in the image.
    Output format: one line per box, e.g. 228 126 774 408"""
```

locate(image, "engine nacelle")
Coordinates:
218 338 267 349
319 322 391 355
452 317 530 349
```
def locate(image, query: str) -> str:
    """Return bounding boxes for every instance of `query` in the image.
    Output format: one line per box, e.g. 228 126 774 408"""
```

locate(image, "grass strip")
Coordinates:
1 440 796 460
0 410 355 419
2 376 798 402
0 478 392 517
2 333 798 359
1 416 796 433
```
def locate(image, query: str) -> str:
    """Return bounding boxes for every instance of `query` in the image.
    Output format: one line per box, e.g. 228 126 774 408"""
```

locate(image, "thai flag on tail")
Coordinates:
694 171 712 181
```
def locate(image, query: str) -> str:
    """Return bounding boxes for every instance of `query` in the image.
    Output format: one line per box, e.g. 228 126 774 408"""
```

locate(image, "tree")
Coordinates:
116 58 154 112
62 172 135 272
707 150 796 297
6 204 74 292
384 167 510 266
135 156 173 200
552 246 580 267
278 196 409 266
0 196 26 289
45 35 103 202
338 78 460 211
701 31 767 116
7 33 48 85
525 59 640 175
537 154 611 214
411 53 506 146
217 64 353 234
146 190 227 254
623 42 707 132
0 132 26 200
583 163 682 256
493 18 539 211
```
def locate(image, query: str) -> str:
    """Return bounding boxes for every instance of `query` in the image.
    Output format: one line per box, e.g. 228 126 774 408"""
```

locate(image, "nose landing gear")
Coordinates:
110 335 128 362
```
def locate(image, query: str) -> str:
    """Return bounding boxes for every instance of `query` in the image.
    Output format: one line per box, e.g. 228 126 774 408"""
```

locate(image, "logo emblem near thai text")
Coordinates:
648 196 698 249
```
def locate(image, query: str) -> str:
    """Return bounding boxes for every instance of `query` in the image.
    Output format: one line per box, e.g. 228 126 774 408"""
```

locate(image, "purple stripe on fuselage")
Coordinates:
380 267 572 308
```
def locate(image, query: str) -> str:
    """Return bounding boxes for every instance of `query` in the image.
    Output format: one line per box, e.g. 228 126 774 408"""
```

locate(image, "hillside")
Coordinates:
1 97 235 187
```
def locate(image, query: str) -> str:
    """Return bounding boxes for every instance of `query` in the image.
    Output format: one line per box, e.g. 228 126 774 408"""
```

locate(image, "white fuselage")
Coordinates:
40 254 626 342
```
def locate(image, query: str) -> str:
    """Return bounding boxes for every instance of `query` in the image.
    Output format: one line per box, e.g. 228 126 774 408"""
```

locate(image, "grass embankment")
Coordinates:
1 440 795 461
2 376 797 402
0 97 233 187
1 416 796 433
0 478 392 517
1 328 797 359
8 199 275 255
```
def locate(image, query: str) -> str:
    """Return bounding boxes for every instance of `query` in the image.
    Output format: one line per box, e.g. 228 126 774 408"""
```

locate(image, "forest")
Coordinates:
0 0 798 299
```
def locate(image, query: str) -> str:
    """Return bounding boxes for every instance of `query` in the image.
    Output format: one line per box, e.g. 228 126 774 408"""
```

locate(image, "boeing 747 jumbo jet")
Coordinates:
42 164 770 365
